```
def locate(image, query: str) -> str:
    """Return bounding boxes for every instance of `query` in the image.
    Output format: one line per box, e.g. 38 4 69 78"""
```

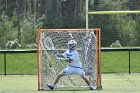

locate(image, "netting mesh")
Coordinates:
37 29 101 90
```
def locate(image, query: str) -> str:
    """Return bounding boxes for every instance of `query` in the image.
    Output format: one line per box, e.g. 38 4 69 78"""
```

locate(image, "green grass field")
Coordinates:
0 51 140 75
0 53 37 75
0 51 140 93
102 51 140 73
0 74 140 93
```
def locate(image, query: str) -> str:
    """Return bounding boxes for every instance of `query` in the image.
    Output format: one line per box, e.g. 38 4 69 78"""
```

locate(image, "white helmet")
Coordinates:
67 40 77 46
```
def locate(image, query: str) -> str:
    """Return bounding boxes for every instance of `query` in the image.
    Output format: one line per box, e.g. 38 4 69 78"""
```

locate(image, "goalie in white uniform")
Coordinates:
47 40 95 90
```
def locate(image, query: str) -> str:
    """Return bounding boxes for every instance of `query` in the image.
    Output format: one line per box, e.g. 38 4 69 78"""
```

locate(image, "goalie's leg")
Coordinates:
81 76 96 90
47 71 65 90
47 84 55 90
76 69 96 90
54 71 65 85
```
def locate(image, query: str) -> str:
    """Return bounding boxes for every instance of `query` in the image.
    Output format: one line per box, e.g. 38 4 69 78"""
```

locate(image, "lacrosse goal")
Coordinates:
36 29 102 90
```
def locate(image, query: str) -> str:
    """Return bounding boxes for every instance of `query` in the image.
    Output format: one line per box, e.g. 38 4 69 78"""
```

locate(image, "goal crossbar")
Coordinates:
88 11 140 15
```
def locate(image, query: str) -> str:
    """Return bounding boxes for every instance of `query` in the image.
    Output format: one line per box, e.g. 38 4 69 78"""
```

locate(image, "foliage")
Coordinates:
45 0 85 29
20 15 44 47
0 12 17 49
110 40 122 47
89 0 140 47
0 0 140 48
0 11 44 49
26 43 37 49
6 39 21 49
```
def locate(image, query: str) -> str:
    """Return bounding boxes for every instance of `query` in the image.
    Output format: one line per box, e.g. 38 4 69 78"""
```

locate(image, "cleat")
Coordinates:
47 84 55 90
89 85 96 90
90 87 95 90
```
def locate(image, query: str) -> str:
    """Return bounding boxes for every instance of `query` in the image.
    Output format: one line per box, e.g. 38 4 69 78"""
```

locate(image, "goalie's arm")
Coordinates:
61 58 73 63
57 54 73 63
57 54 65 58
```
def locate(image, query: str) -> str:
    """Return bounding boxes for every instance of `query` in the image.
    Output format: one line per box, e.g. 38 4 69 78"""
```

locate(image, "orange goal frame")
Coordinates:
36 29 102 90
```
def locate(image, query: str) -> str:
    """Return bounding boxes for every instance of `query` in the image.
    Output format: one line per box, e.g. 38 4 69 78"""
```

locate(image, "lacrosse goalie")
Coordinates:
47 40 95 90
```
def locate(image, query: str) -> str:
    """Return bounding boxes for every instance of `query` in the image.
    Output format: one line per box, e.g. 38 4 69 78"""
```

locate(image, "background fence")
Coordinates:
0 48 140 75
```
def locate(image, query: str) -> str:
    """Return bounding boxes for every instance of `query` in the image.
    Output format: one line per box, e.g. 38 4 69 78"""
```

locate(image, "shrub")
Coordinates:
26 43 36 49
6 39 21 49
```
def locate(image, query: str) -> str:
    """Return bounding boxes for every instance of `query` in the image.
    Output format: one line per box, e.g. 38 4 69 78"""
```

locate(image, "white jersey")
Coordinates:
62 50 82 68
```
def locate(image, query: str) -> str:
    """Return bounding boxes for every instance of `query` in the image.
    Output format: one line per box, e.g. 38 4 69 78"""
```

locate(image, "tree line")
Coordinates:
0 0 140 49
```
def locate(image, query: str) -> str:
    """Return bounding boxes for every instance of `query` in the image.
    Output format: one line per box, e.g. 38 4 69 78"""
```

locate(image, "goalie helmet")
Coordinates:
68 40 77 46
67 40 77 50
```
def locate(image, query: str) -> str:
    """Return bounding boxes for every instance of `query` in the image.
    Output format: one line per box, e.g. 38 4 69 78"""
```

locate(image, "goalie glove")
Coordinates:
56 57 62 62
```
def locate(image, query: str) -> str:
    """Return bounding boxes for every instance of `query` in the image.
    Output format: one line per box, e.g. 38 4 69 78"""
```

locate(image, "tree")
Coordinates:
88 0 140 47
45 0 85 29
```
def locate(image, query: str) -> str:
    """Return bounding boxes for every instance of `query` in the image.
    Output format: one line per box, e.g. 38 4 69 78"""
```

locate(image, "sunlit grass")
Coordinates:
0 74 140 93
0 51 140 75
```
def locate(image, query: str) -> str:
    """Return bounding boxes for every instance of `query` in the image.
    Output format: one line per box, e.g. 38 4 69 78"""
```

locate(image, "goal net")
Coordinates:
36 29 101 90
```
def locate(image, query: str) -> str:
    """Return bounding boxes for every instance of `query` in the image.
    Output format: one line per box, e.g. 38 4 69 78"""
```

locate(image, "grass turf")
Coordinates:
102 51 140 73
0 53 37 75
0 74 140 93
0 51 140 75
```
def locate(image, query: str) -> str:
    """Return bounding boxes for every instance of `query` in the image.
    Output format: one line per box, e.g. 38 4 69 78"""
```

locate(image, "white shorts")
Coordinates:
63 66 85 77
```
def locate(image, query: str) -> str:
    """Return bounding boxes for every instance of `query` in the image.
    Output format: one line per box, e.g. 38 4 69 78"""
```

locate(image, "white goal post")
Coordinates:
36 29 102 90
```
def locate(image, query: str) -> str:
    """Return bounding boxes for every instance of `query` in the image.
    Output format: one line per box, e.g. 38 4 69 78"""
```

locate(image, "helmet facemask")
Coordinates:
67 40 77 50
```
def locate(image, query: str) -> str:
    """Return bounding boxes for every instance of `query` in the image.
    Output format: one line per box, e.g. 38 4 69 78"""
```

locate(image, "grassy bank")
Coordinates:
0 51 140 75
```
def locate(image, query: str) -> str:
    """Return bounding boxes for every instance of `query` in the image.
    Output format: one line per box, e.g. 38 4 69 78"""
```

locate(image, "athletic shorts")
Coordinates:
63 66 85 77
